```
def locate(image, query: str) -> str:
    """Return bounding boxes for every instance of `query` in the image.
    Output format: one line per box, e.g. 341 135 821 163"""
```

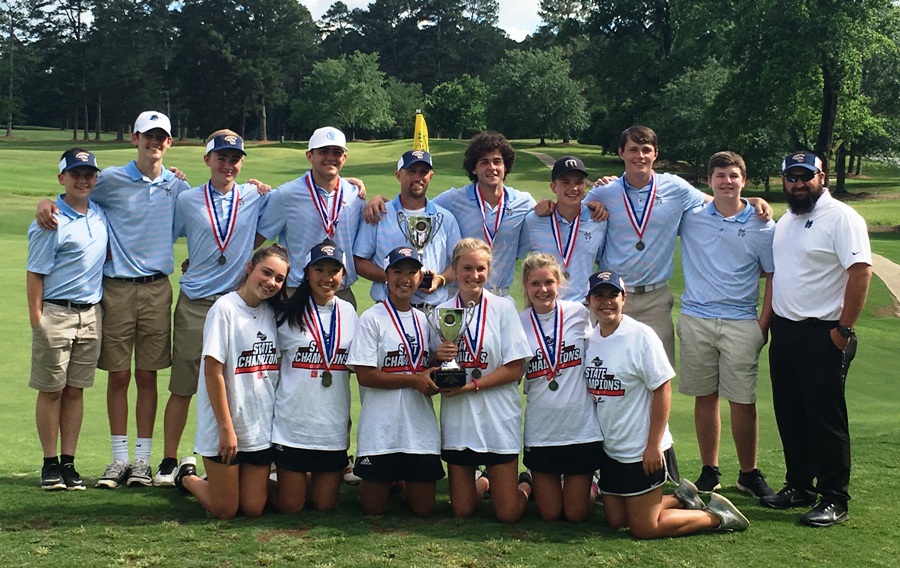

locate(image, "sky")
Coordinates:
300 0 543 42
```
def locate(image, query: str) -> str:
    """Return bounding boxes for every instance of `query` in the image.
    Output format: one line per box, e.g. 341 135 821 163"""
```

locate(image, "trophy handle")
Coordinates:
396 210 408 237
431 212 444 237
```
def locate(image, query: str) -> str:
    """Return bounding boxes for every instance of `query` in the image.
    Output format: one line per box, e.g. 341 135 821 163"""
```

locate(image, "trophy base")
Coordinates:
433 368 467 389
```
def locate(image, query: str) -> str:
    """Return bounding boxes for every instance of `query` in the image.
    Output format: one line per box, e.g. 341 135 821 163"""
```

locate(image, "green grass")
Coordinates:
1 131 900 566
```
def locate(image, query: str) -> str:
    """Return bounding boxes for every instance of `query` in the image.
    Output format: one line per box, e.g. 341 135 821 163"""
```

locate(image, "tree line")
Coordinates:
3 0 899 192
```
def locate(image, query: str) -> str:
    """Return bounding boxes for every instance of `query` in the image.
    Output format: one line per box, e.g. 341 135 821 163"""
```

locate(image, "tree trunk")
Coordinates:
72 107 78 140
814 59 839 177
539 137 546 146
764 176 770 199
855 155 862 176
834 145 847 196
82 102 89 140
94 95 101 141
259 96 268 141
117 122 125 142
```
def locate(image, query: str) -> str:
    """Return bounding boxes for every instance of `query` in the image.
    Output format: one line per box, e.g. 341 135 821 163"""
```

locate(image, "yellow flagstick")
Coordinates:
414 109 429 152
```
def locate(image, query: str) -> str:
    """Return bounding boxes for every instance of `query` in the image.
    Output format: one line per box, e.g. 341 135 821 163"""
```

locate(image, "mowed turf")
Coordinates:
0 131 899 567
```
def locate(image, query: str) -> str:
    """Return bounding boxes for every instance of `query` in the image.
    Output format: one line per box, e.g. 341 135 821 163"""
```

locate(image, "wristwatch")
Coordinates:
836 325 855 338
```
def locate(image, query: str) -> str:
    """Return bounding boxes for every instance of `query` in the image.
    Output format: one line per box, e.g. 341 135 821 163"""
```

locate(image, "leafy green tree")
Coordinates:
425 74 487 139
290 51 393 139
486 47 588 144
385 77 424 138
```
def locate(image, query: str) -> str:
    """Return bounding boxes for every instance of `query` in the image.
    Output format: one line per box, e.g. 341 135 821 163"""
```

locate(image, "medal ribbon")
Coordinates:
382 300 425 373
530 302 564 381
457 293 487 371
204 182 241 256
303 300 341 374
475 185 506 246
550 209 580 271
621 172 658 244
304 172 344 238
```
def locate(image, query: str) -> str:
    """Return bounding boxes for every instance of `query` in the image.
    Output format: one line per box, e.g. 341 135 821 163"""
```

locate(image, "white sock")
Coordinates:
134 438 152 462
111 436 129 463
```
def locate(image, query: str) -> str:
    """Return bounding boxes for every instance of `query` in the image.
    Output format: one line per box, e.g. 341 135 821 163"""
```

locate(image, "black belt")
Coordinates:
45 299 95 310
110 273 167 284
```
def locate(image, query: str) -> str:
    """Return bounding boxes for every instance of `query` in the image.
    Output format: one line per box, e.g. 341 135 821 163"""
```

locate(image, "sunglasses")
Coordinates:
784 171 817 183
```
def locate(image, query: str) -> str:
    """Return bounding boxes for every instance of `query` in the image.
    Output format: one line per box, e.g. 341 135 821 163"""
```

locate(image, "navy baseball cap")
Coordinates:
58 149 100 173
384 246 423 270
397 150 433 171
307 240 345 269
588 270 626 294
781 151 823 173
551 155 588 181
206 133 246 156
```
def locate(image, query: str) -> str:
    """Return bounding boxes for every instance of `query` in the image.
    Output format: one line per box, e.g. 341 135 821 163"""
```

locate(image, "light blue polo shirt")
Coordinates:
257 172 364 288
585 172 705 287
92 160 190 278
524 206 607 301
679 199 775 319
353 194 461 305
174 182 270 300
27 195 107 304
433 184 535 291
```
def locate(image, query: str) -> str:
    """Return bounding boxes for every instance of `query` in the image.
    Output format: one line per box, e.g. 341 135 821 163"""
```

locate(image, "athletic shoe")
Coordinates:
126 457 153 487
736 468 776 499
694 465 722 493
153 458 178 487
518 470 534 501
475 467 490 498
60 463 85 491
705 492 750 532
672 478 705 510
40 463 66 491
760 485 817 509
342 455 361 485
799 500 849 527
95 459 131 489
174 457 197 494
591 471 601 501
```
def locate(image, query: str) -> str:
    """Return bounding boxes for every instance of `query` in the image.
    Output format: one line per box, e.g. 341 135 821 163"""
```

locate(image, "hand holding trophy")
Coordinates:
424 302 476 388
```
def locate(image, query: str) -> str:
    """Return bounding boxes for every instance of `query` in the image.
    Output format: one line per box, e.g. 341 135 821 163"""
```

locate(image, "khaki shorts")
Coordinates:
98 276 172 372
169 293 219 396
30 302 102 392
676 314 765 404
624 284 675 366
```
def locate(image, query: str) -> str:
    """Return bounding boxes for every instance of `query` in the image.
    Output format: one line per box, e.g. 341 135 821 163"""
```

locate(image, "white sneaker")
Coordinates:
343 455 361 485
126 457 153 487
95 459 131 489
153 458 178 487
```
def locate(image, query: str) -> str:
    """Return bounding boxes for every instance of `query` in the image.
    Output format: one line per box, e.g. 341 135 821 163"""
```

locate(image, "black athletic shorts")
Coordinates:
597 446 679 496
354 453 445 483
203 446 274 467
524 441 603 475
441 448 518 467
273 445 347 473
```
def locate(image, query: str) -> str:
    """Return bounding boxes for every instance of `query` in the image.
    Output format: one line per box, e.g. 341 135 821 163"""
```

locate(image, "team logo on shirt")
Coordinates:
655 195 663 205
584 358 624 401
738 228 746 238
454 338 488 373
805 220 814 229
291 342 349 372
235 332 278 376
525 343 582 379
382 338 428 373
583 231 592 242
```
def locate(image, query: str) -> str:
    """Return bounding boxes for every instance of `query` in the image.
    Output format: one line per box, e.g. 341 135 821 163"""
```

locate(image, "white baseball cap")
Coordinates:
134 111 172 136
308 126 348 152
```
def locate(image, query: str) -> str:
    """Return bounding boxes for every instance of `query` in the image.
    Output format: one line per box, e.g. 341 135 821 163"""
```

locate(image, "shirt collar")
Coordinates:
390 194 436 215
126 160 174 183
706 198 753 223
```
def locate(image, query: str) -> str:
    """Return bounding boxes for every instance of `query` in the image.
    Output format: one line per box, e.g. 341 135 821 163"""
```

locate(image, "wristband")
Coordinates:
435 274 446 287
472 378 479 393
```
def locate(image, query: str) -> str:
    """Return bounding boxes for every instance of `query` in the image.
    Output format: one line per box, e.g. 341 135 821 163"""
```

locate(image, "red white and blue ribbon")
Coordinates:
382 299 425 373
550 209 580 272
204 181 240 257
303 299 341 374
457 293 487 369
475 185 506 247
622 172 657 244
305 171 344 239
529 302 564 381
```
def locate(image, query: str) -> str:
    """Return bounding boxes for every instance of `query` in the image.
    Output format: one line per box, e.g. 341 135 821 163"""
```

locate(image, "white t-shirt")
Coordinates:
274 298 357 450
432 291 533 454
521 300 602 448
582 315 674 463
346 302 440 456
194 292 278 457
772 189 872 321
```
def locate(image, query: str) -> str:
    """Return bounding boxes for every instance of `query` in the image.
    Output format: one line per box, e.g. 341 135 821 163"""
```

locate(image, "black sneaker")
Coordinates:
736 468 775 498
153 457 178 487
694 465 722 493
760 484 817 509
60 463 85 491
41 463 66 491
174 457 197 494
518 470 534 501
800 499 849 527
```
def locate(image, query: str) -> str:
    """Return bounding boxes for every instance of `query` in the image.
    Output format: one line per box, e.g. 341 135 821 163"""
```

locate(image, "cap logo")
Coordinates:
75 151 90 162
224 135 238 146
149 114 159 121
398 248 413 257
412 151 424 159
565 159 579 168
597 271 612 281
326 131 336 141
321 245 336 256
792 153 806 162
